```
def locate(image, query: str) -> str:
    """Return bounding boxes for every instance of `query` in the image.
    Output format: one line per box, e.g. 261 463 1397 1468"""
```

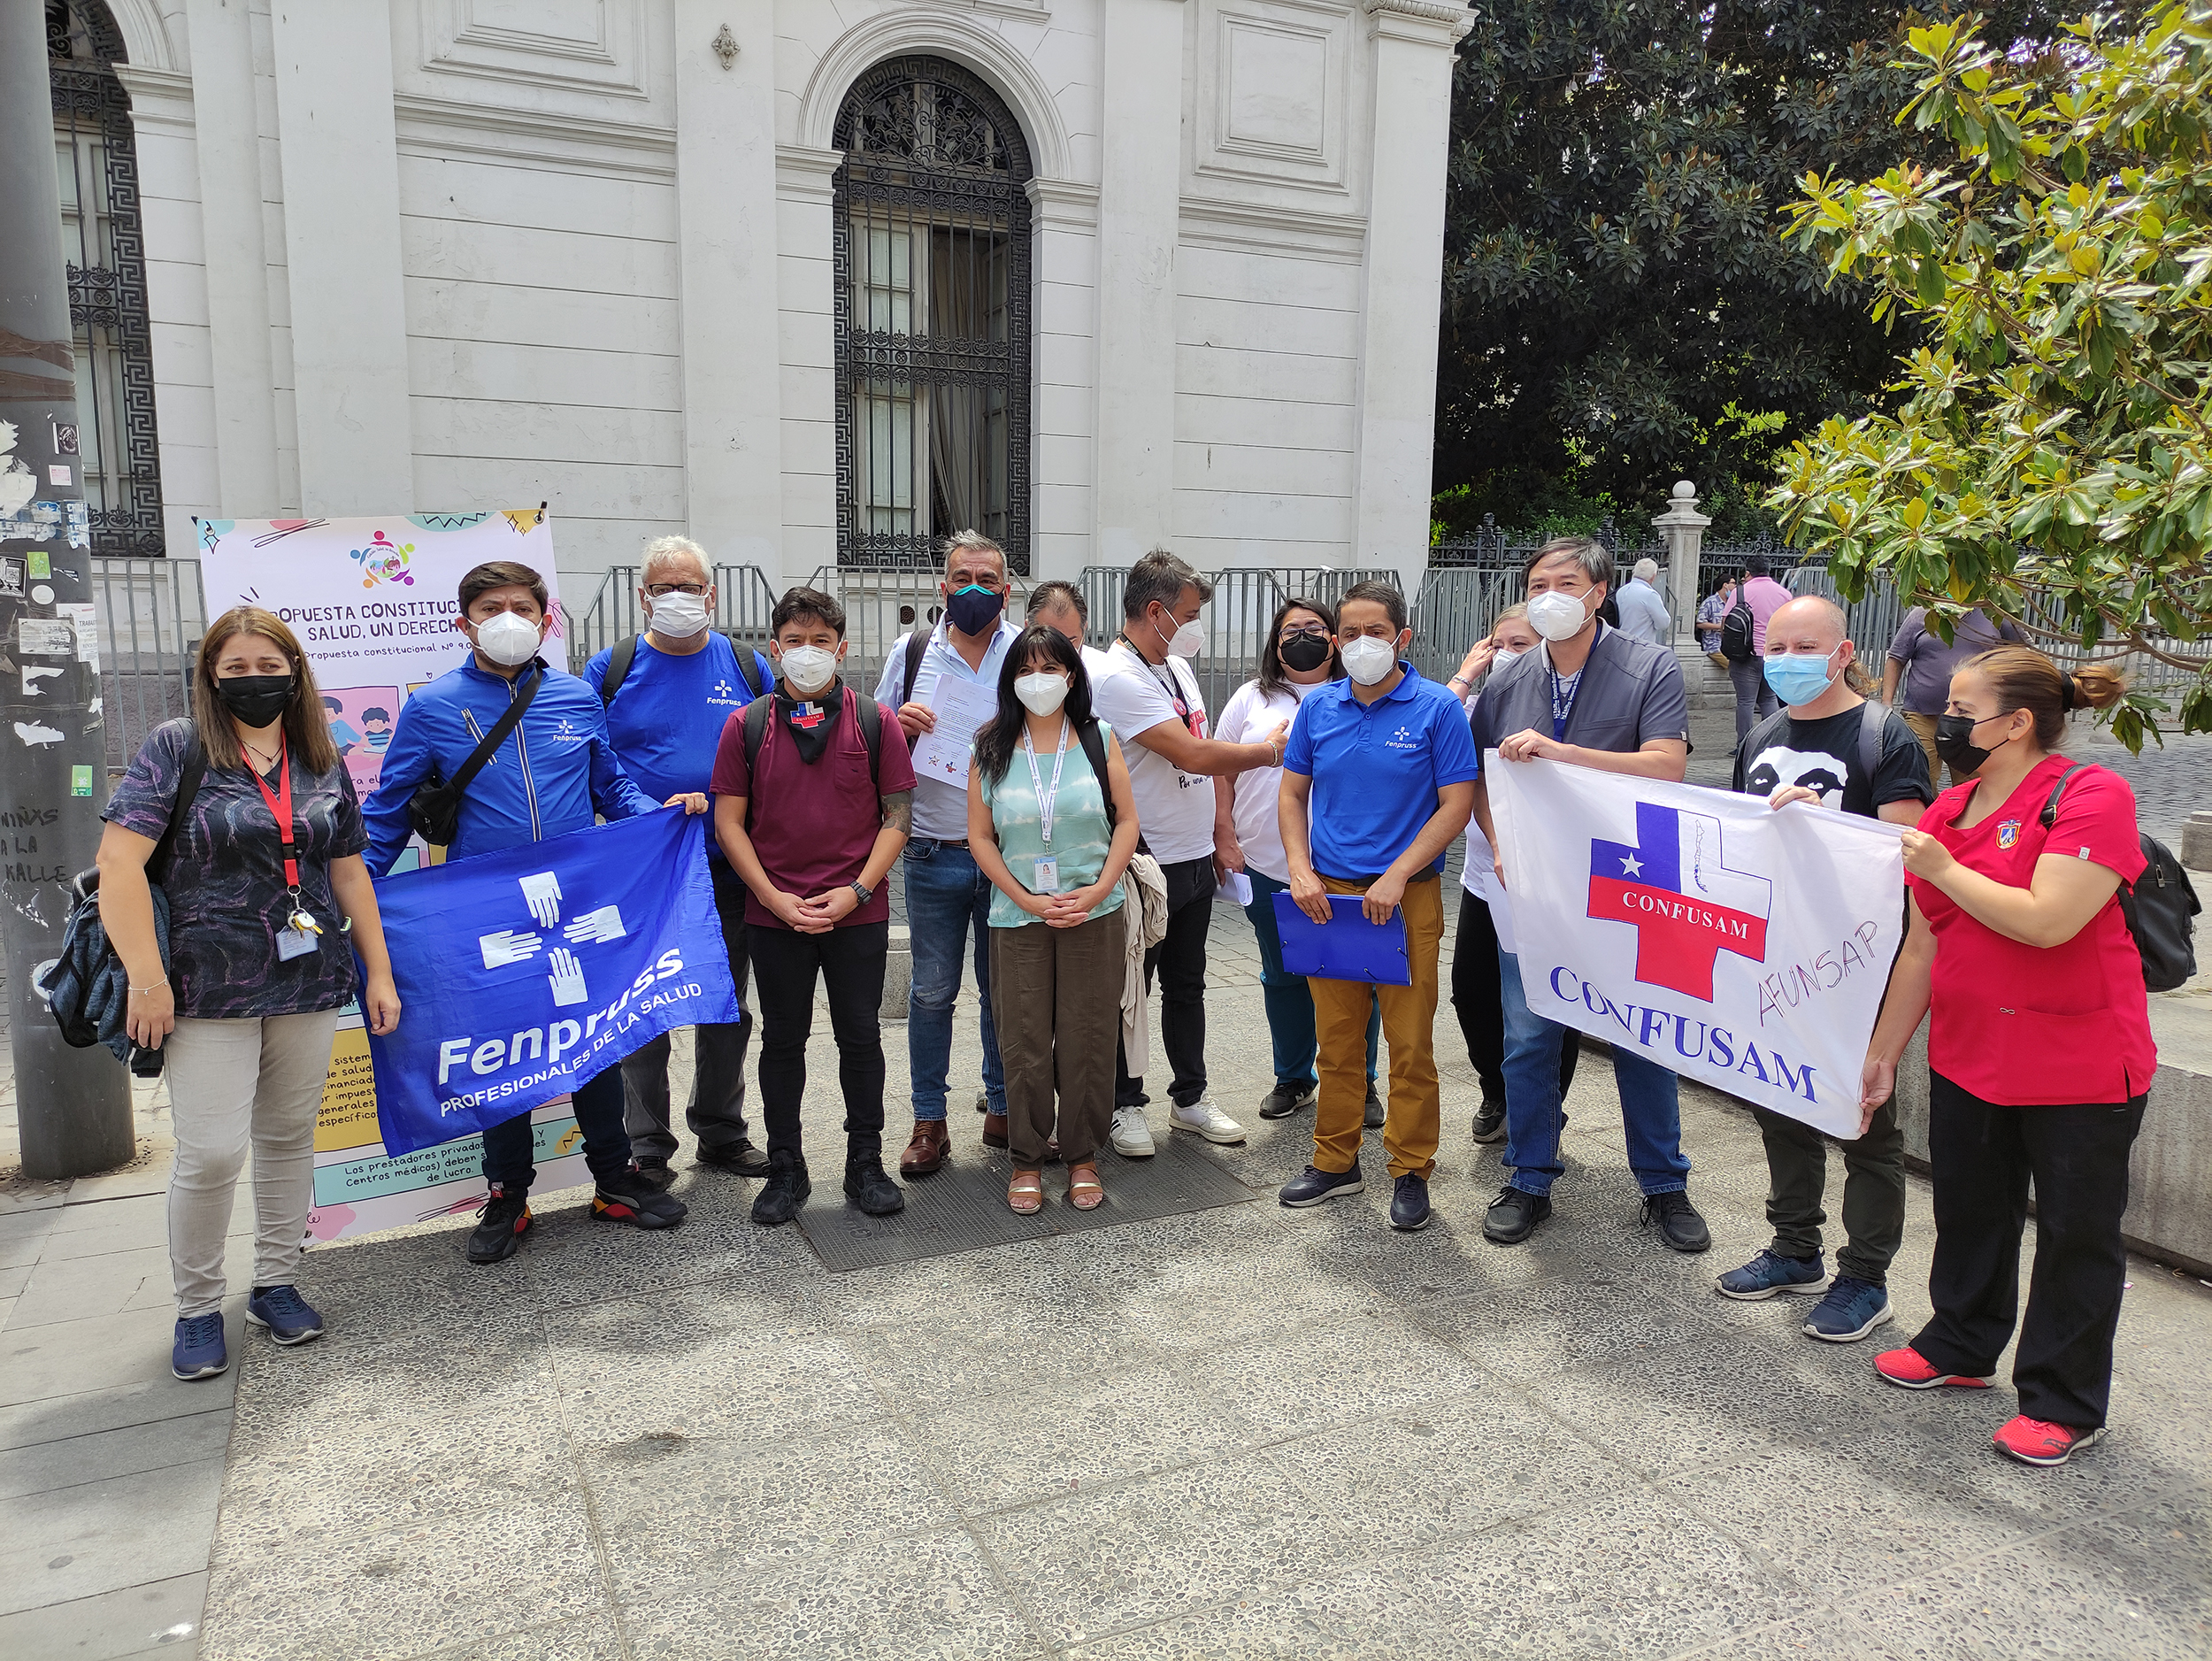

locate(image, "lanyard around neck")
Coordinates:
1021 719 1070 845
245 733 300 895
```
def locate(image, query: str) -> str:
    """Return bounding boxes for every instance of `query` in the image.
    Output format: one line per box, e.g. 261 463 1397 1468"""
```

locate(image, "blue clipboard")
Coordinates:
1271 892 1412 985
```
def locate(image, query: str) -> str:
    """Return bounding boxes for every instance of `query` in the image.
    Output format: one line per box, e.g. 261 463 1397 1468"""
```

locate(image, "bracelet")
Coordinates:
129 977 167 995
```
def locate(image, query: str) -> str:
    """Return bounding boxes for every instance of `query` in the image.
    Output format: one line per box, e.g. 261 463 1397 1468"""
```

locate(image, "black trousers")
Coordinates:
1913 1071 2147 1428
1450 887 1578 1101
480 1064 628 1194
622 857 755 1162
1115 854 1214 1111
747 921 889 1163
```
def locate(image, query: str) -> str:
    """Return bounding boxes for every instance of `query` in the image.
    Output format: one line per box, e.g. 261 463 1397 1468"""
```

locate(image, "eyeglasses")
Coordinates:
645 582 709 597
1279 624 1330 642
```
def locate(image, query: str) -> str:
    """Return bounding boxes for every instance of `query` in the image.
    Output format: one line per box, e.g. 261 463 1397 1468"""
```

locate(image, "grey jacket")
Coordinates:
1471 622 1690 759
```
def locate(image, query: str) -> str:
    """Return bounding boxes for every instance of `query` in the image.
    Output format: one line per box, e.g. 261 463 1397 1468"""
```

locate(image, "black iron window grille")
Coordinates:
47 0 165 557
833 57 1033 573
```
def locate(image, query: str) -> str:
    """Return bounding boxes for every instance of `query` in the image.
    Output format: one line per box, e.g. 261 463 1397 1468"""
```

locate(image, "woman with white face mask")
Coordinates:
969 629 1141 1214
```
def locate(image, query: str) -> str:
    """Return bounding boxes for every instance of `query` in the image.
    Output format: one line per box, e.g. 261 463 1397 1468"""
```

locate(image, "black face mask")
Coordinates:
216 674 294 728
1279 634 1332 673
1932 711 2009 773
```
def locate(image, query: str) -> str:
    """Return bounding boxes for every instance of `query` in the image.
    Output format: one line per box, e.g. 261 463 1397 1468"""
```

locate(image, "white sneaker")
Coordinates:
1110 1105 1156 1157
1168 1096 1246 1146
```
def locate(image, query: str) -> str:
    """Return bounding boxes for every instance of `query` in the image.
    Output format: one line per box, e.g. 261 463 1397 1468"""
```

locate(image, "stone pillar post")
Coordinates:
1653 481 1711 645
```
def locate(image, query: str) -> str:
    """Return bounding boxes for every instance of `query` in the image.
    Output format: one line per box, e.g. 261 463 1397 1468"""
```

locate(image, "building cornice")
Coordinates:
391 93 678 181
1178 196 1367 264
1361 0 1476 42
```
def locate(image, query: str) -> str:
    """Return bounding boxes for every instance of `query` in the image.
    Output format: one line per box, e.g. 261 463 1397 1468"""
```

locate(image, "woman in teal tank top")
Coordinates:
969 628 1140 1215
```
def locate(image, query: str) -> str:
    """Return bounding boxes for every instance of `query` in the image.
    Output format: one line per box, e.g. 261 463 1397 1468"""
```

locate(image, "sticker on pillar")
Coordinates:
13 720 64 749
49 465 71 487
0 420 35 519
31 585 51 604
18 619 73 657
52 422 79 457
1 502 61 545
71 765 92 796
28 550 52 577
58 604 98 666
22 665 62 696
0 556 21 597
63 500 88 550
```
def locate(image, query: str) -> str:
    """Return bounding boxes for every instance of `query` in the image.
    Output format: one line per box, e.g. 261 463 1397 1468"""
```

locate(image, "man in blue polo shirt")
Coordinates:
1275 581 1478 1232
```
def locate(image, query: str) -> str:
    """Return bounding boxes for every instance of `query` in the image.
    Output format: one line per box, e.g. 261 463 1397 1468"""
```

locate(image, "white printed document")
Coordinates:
910 675 998 788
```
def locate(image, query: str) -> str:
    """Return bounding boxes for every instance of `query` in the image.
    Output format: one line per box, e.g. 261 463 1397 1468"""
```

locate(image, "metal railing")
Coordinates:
565 564 784 675
89 557 207 772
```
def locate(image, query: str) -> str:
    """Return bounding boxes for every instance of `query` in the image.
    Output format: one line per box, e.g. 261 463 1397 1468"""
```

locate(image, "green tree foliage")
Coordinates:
1434 0 2062 541
1775 3 2212 743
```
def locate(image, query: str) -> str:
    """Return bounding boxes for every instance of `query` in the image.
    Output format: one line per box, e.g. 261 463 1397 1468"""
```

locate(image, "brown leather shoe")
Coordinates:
981 1112 1010 1150
899 1119 949 1177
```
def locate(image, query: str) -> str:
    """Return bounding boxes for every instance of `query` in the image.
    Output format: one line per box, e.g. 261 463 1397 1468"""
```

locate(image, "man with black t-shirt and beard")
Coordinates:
1717 594 1932 1342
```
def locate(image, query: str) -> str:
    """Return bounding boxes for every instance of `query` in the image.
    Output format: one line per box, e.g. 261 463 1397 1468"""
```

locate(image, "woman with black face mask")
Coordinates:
1212 598 1383 1125
96 607 400 1385
1857 645 2150 1469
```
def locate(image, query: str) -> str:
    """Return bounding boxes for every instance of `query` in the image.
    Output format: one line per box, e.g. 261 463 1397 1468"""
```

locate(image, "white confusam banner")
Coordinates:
1487 755 1907 1138
196 511 589 1239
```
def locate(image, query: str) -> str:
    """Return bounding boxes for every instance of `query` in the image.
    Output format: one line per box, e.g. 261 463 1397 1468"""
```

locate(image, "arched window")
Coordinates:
47 0 165 556
833 58 1033 573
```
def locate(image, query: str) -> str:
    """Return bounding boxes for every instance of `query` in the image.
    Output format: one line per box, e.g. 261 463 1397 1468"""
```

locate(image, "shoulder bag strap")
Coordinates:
853 686 882 789
725 634 762 700
599 636 636 708
1077 717 1114 828
2039 761 2098 829
1858 700 1886 784
150 731 207 884
452 665 542 796
900 622 932 711
741 690 773 779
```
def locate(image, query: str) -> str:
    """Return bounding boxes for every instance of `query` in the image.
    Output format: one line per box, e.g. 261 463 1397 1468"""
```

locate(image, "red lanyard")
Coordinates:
246 734 299 894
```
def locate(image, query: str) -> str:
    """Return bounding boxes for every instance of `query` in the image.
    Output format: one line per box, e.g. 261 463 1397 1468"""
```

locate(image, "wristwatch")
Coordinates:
849 880 873 906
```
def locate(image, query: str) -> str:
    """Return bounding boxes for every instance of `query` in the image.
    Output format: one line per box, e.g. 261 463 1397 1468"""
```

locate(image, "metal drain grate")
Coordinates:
793 1138 1258 1271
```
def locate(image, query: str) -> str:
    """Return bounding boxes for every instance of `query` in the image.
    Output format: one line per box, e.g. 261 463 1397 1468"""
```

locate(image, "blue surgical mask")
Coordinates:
1763 649 1839 707
945 583 1004 636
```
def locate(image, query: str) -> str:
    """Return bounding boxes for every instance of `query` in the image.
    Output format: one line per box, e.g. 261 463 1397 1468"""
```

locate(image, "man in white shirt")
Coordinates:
875 532 1021 1178
1616 558 1671 646
1088 550 1289 1156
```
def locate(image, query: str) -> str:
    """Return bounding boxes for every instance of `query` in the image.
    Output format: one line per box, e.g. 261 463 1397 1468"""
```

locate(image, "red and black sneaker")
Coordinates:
1993 1416 2106 1467
592 1168 688 1231
1873 1347 1995 1390
466 1184 532 1265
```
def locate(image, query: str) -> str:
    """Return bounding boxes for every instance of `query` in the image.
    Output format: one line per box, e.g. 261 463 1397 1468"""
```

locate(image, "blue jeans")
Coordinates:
903 839 1006 1122
1246 870 1379 1091
1497 947 1688 1198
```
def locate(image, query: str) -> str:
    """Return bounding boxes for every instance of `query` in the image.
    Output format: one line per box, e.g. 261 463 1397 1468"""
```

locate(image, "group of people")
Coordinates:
97 530 2158 1472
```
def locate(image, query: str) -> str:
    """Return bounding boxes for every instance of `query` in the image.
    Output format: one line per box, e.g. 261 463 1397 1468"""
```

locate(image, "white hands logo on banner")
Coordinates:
479 875 626 1008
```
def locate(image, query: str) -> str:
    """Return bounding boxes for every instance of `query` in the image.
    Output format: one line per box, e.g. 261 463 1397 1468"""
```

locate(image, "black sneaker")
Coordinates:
467 1184 532 1264
843 1157 905 1217
593 1169 688 1230
1640 1190 1710 1254
1389 1173 1432 1232
1363 1085 1385 1130
1482 1185 1551 1245
1258 1082 1317 1119
751 1150 811 1227
631 1157 677 1194
1277 1164 1364 1208
1471 1088 1507 1143
695 1139 772 1179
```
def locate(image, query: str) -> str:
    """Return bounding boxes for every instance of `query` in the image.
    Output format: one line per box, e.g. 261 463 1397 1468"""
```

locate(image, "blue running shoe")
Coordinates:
1278 1164 1363 1208
247 1284 326 1346
1803 1275 1893 1342
1715 1248 1828 1302
172 1312 228 1380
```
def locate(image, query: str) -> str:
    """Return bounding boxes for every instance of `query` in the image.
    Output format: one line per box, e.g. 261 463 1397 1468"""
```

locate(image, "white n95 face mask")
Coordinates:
1525 591 1591 642
1152 610 1206 659
1491 647 1523 668
649 593 710 638
778 644 839 696
473 611 543 667
1340 637 1396 686
1015 672 1070 716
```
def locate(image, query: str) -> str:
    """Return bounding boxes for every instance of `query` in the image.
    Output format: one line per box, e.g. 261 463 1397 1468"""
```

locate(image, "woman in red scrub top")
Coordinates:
1856 646 2152 1469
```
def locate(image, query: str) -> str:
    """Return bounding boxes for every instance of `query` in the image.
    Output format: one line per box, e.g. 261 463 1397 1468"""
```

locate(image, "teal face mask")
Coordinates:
1763 648 1840 707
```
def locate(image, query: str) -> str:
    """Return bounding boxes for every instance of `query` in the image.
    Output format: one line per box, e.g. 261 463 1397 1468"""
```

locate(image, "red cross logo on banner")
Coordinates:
1586 802 1772 1002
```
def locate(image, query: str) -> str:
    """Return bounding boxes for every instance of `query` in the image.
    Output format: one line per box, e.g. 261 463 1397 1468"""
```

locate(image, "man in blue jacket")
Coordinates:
365 559 702 1264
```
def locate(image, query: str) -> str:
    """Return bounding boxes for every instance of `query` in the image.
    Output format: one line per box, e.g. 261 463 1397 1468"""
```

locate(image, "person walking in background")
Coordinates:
1717 596 1932 1343
969 628 1140 1213
1445 604 1578 1146
1473 536 1708 1252
1697 574 1736 664
1215 597 1382 1127
584 535 775 1187
877 533 1022 1177
1884 605 2028 788
1088 550 1289 1157
366 561 698 1264
1727 556 1794 738
1615 557 1671 645
1275 581 1477 1233
99 609 402 1381
714 587 916 1227
1859 648 2147 1467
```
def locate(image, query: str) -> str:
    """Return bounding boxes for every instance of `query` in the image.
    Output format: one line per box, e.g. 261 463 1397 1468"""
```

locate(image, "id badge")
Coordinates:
1032 856 1059 895
275 922 319 962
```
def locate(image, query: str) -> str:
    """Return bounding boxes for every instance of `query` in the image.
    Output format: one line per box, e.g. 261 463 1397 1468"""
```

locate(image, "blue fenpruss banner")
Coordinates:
367 811 740 1156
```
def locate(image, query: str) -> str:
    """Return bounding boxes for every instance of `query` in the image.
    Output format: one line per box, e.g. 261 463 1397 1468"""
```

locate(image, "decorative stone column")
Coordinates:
1654 480 1712 644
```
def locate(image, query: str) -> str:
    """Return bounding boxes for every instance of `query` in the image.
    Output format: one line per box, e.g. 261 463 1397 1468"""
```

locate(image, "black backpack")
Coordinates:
1720 592 1757 662
600 632 764 707
2040 764 2199 992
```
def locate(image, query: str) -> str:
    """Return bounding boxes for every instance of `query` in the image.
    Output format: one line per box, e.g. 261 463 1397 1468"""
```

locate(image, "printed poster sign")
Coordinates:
1487 756 1907 1137
200 511 585 1239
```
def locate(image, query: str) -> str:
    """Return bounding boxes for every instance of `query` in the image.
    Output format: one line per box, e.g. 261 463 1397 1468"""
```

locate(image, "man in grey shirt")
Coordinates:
1883 606 2025 787
1470 536 1709 1255
1615 558 1671 645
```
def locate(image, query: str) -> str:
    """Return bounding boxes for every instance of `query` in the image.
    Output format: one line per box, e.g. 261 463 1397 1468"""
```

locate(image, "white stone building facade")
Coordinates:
63 0 1470 596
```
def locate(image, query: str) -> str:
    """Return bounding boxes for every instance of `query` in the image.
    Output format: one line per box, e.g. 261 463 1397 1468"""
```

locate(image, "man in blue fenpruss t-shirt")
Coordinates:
582 536 776 1188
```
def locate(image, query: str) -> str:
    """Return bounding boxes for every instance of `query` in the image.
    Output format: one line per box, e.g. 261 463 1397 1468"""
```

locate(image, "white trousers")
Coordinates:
164 1010 340 1319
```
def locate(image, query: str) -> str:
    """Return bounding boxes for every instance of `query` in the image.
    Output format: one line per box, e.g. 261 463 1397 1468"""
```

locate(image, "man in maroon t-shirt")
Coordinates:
711 586 918 1225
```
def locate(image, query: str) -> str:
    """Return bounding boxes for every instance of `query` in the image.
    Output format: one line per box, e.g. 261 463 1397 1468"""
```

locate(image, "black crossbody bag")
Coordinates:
407 665 542 846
